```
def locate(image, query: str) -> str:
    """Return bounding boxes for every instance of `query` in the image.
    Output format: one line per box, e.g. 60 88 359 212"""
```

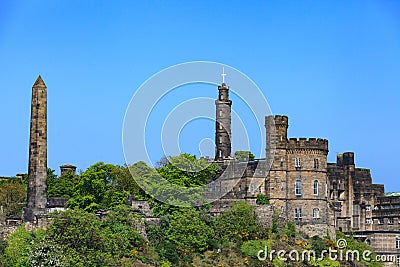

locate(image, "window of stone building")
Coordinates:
396 238 400 249
312 208 320 218
389 218 394 224
314 158 319 169
366 218 371 224
219 110 222 117
294 208 303 219
397 256 400 267
378 218 384 224
353 216 359 228
295 180 302 196
353 205 360 215
295 158 301 168
258 185 262 194
313 180 319 196
366 205 371 212
366 239 371 246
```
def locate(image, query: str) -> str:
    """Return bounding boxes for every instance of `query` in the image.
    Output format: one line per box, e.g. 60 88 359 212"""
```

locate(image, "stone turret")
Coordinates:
215 80 232 161
23 75 48 222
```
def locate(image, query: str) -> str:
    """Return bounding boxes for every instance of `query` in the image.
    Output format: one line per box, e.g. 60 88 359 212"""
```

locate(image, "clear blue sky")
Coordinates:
1 1 399 191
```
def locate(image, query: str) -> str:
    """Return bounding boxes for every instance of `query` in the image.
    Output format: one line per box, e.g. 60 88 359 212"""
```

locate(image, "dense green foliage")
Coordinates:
234 150 255 161
256 193 270 205
0 154 384 266
0 179 26 216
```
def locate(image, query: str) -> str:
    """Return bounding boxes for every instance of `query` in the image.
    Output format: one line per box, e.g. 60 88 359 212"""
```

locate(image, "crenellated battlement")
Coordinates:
287 137 328 152
274 115 288 125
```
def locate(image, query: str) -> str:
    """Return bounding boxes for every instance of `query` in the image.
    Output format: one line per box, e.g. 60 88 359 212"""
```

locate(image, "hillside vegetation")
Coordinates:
0 154 382 267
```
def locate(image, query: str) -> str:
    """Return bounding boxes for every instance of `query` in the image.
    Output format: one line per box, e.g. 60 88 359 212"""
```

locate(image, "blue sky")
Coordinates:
0 1 399 191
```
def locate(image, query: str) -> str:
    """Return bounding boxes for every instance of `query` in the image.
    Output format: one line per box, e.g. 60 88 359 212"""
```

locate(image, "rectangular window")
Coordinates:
396 238 400 249
396 256 400 267
313 180 319 196
378 218 384 224
298 208 302 219
353 216 359 228
294 208 298 219
353 205 360 215
219 110 222 117
314 158 319 169
389 218 394 224
366 205 371 212
295 180 302 196
366 218 371 224
313 208 319 218
295 158 301 168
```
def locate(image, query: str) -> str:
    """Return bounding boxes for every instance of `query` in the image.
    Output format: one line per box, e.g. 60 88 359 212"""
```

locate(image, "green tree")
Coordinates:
1 226 34 267
66 162 129 211
48 170 78 197
157 153 219 187
47 207 145 267
234 151 255 161
0 179 26 216
165 208 213 258
284 221 296 238
138 154 219 216
47 209 110 266
28 238 66 267
147 216 179 264
213 201 257 241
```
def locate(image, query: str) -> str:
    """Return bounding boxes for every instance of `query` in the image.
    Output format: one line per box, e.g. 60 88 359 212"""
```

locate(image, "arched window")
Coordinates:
313 180 319 196
295 180 302 196
312 208 320 218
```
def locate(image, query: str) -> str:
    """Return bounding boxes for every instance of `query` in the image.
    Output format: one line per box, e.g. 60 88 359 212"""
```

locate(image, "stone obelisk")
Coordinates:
23 75 48 222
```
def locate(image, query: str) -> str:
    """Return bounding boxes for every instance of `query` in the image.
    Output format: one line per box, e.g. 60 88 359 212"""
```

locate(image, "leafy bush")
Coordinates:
234 151 255 161
213 201 256 241
271 217 279 233
284 221 296 238
240 239 268 258
256 193 270 205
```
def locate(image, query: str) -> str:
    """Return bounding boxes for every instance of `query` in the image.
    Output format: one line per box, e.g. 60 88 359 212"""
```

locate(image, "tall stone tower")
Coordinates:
23 75 48 222
215 70 232 160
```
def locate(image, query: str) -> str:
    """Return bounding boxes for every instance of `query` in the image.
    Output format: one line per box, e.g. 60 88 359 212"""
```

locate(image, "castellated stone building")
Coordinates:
211 78 400 264
264 115 330 228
